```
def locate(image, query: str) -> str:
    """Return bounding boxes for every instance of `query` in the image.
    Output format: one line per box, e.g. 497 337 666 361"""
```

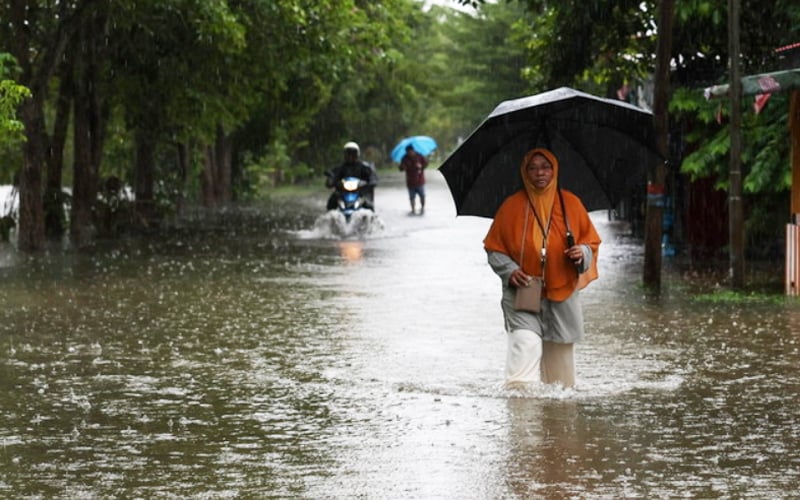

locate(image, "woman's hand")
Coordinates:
565 245 584 265
510 268 532 288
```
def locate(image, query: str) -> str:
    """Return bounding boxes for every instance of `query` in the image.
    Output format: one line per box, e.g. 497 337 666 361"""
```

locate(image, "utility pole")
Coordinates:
728 0 745 288
643 0 675 290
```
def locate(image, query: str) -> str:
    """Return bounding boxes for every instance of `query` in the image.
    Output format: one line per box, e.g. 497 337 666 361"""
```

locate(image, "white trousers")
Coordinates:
505 329 542 388
541 340 575 388
506 329 576 389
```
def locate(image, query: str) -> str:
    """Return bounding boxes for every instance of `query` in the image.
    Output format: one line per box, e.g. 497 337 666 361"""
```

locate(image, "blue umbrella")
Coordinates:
391 136 438 163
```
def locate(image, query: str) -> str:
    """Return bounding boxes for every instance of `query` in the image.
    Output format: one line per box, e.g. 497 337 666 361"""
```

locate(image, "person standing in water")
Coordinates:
399 144 428 215
483 148 601 389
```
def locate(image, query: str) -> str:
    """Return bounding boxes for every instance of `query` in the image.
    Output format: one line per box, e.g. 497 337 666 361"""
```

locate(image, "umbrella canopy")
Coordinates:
391 135 438 163
438 87 663 217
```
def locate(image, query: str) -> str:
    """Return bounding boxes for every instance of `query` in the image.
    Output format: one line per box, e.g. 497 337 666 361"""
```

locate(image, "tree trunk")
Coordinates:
45 65 73 241
134 129 157 229
200 124 233 207
70 9 109 248
643 0 675 290
176 142 190 217
17 98 47 252
201 145 216 207
215 125 232 204
71 75 97 247
8 0 86 252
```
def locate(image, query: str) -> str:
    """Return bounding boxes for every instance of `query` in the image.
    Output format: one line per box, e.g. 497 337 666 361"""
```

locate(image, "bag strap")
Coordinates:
519 203 529 268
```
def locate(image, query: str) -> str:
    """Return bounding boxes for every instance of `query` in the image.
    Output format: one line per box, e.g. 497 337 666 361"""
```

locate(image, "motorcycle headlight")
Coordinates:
342 179 360 191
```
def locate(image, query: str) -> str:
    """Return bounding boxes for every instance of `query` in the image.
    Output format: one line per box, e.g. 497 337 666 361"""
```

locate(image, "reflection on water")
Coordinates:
506 398 585 497
337 240 365 263
1 172 799 497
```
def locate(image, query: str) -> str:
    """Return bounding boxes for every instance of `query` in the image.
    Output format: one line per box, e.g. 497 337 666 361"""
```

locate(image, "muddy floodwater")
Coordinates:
1 171 799 498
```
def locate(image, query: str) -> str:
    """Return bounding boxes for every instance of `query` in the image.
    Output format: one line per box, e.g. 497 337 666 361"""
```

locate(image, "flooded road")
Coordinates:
1 171 799 498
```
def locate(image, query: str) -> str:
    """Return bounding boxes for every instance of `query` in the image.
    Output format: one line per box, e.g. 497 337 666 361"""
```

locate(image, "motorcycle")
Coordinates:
334 176 374 223
313 175 381 238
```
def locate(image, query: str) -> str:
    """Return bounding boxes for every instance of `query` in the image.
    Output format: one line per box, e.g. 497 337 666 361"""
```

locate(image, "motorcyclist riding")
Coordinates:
325 141 378 211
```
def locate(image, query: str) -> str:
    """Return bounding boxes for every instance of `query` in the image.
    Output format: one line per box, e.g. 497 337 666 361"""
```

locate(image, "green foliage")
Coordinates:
0 80 29 136
691 288 785 305
667 0 798 195
513 0 657 94
440 2 532 135
234 0 406 186
108 0 250 142
0 54 30 145
296 0 419 171
297 0 534 173
672 86 791 195
0 53 29 183
241 131 312 199
101 112 136 185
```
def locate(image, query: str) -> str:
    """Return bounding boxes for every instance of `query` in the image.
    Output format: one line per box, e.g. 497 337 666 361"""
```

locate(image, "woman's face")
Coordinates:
525 153 554 189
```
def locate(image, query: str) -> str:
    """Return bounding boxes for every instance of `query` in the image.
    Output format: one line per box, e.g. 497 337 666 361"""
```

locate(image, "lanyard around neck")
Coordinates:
528 198 551 262
521 199 551 272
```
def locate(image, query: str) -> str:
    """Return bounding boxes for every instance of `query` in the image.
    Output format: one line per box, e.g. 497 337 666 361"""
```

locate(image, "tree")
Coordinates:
511 0 657 96
105 0 248 219
69 1 112 246
285 0 418 172
431 2 532 146
0 0 90 252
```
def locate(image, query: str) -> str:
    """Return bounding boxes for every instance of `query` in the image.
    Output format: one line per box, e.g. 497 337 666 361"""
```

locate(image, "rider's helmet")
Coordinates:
343 141 360 156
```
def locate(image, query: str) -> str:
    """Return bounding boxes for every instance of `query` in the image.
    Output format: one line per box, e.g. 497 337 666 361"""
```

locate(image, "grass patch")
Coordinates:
691 288 787 305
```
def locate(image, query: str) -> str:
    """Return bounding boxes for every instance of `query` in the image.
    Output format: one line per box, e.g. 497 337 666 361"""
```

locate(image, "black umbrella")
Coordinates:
439 87 664 217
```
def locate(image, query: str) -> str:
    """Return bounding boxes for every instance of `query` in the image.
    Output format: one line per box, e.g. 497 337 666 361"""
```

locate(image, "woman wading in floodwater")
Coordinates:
483 148 601 389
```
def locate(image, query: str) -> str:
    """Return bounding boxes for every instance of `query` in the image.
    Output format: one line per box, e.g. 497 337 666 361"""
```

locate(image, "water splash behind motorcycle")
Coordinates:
314 177 383 238
312 176 384 238
312 209 384 239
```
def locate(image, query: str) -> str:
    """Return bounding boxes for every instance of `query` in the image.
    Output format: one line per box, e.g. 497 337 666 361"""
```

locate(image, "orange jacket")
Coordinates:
483 148 601 302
